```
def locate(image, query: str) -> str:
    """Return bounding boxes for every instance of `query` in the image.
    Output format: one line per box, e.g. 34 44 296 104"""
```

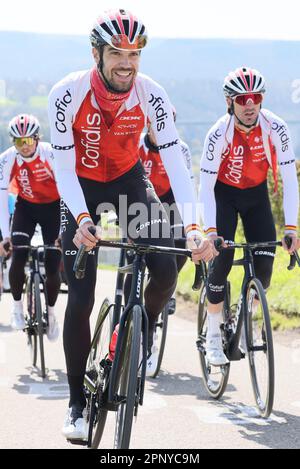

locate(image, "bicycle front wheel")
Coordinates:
150 305 169 379
86 297 113 449
244 278 275 418
34 274 46 379
113 305 142 449
24 275 38 367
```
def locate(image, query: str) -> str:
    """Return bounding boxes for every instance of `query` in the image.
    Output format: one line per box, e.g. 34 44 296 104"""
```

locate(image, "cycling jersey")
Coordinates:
199 109 299 235
48 70 200 236
0 142 60 238
139 133 194 197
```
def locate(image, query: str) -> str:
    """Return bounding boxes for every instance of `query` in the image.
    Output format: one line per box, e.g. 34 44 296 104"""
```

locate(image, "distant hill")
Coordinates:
1 32 300 155
1 32 300 83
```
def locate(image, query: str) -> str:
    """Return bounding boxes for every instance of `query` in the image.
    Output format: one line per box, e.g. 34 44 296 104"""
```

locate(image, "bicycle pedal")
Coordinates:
67 439 88 446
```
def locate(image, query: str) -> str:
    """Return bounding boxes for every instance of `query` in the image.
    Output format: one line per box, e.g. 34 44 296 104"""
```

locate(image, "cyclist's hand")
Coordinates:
282 233 299 255
55 236 62 249
207 234 227 256
187 236 214 263
0 238 12 256
73 222 102 250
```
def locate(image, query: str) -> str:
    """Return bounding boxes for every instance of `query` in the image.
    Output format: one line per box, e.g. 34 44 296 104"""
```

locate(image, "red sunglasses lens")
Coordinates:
235 94 263 106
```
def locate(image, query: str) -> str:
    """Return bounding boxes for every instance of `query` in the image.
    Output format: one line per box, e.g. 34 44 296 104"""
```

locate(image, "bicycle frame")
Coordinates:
217 238 298 361
109 249 149 406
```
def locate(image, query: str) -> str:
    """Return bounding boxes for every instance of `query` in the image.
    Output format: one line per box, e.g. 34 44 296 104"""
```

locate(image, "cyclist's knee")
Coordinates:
148 254 177 290
254 256 274 290
45 250 61 276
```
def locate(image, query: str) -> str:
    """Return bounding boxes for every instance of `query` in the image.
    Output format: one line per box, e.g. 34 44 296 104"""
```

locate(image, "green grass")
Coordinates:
177 240 300 330
98 264 117 272
0 98 18 107
27 96 48 108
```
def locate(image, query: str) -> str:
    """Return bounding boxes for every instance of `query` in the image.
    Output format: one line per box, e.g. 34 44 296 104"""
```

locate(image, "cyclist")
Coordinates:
124 109 196 313
196 67 300 366
0 114 61 341
48 9 213 441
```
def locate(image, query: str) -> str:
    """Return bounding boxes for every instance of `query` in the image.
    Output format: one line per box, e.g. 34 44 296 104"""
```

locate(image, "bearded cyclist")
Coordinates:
196 67 299 367
0 114 61 340
48 9 212 441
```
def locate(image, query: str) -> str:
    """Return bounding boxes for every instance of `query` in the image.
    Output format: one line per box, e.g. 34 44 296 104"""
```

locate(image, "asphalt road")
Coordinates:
0 270 300 449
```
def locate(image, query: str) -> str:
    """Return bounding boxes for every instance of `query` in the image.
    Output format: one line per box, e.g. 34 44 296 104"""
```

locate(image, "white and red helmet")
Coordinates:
90 9 148 51
8 114 40 139
223 67 266 98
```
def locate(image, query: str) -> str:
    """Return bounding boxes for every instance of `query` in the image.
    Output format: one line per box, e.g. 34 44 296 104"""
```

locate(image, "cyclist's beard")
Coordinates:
231 102 260 129
98 62 135 94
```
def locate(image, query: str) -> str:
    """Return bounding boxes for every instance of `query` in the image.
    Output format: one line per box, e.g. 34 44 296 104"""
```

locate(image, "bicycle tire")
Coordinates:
244 278 275 418
86 297 112 448
34 273 46 379
25 275 38 367
197 282 230 399
151 305 169 379
113 305 142 449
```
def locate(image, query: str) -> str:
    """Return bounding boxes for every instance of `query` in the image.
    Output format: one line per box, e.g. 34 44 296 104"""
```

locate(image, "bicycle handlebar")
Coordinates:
11 244 61 251
73 227 203 290
214 235 300 271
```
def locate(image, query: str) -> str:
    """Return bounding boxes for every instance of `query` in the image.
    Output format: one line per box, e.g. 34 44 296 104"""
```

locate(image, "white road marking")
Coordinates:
27 383 69 398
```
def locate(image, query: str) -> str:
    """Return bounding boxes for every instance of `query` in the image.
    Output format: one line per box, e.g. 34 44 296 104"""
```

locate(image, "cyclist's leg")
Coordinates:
205 183 239 365
9 199 35 329
9 199 35 300
38 200 62 307
61 201 98 409
241 183 276 291
206 183 238 306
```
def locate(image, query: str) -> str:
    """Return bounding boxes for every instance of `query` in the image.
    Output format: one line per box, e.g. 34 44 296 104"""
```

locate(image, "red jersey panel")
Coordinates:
72 90 145 183
218 126 270 188
11 156 59 203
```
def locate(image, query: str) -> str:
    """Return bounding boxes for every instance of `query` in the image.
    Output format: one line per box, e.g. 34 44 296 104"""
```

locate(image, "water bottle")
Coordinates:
108 324 119 361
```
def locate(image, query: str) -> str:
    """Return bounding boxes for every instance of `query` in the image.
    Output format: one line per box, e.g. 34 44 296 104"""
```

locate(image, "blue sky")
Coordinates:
1 0 300 40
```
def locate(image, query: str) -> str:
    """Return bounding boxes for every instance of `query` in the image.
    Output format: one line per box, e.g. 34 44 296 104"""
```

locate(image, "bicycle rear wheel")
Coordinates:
244 278 274 418
85 297 112 449
197 282 230 399
150 305 169 379
34 274 46 379
113 305 142 449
